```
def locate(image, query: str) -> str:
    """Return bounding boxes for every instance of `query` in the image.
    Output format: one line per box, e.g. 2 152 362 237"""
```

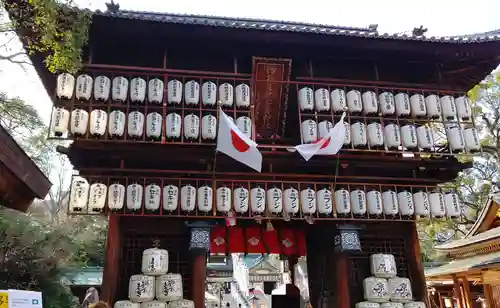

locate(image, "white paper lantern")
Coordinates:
397 191 414 216
379 92 395 115
455 96 472 121
108 183 125 210
347 90 362 113
363 277 389 303
236 116 252 138
464 128 480 152
388 277 413 303
367 122 384 147
367 190 383 215
299 87 314 111
234 187 249 213
108 110 126 137
128 111 145 138
317 188 333 215
130 77 147 103
141 301 166 308
344 122 351 145
180 185 196 211
284 187 299 214
331 89 346 112
444 192 461 218
145 184 161 211
142 248 169 275
301 120 317 144
156 273 183 301
318 120 333 139
163 185 179 212
56 73 75 99
370 254 397 278
216 187 232 213
219 83 234 107
356 302 380 308
300 188 317 215
335 188 351 215
127 183 143 211
250 186 266 214
88 182 107 212
114 300 140 308
404 302 426 308
128 274 155 302
401 124 417 149
424 94 441 118
167 79 183 105
416 126 433 150
201 114 217 140
70 109 89 136
90 109 108 136
395 93 410 116
351 122 367 147
440 95 457 119
146 112 163 139
51 107 70 137
94 76 111 101
382 190 398 215
267 187 283 214
167 299 194 308
112 76 129 102
413 191 430 217
148 78 164 104
447 126 465 152
236 83 250 108
197 185 213 213
184 80 200 106
362 91 378 114
69 177 89 213
410 94 426 118
202 81 217 106
165 113 182 139
429 192 446 217
183 114 200 140
351 189 367 215
75 74 93 100
314 88 330 112
384 124 401 149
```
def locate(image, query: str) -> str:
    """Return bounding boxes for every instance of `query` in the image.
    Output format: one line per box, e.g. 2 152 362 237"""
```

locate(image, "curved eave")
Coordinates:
466 196 500 237
435 226 500 253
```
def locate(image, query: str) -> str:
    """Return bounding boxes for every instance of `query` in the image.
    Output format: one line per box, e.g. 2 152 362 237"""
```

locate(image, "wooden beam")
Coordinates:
452 275 465 308
460 277 473 308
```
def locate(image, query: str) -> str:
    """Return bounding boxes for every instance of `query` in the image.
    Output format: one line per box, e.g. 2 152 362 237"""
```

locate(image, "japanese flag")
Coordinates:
295 112 347 161
216 108 263 172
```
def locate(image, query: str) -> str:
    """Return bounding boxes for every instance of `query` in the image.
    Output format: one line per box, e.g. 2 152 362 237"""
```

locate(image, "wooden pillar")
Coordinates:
460 277 473 308
437 293 445 308
191 251 207 308
481 272 495 308
334 253 350 308
101 215 121 304
452 275 465 308
407 223 430 307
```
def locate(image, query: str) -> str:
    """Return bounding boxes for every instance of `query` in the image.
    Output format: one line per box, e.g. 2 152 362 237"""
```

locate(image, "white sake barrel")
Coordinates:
108 110 126 137
126 183 143 211
362 91 378 114
90 109 108 136
94 76 111 101
344 122 352 145
410 94 426 117
384 124 401 149
70 109 89 136
128 274 155 302
388 277 413 303
236 116 252 138
356 302 380 308
331 89 346 112
298 87 314 111
148 78 164 104
379 92 395 115
69 177 89 213
416 126 433 150
404 302 426 308
183 114 200 140
350 189 367 215
444 192 461 218
202 81 217 106
381 304 404 308
216 187 232 213
235 83 250 108
301 120 318 144
347 90 362 113
56 73 75 99
300 188 317 214
394 93 410 116
363 277 389 303
108 183 125 210
88 182 107 212
284 187 299 214
234 187 249 213
318 120 333 138
382 190 398 215
367 190 383 215
370 253 397 278
146 112 163 139
51 107 70 137
455 96 472 121
367 122 384 147
165 113 182 139
167 79 182 104
335 188 351 215
142 248 169 275
464 128 480 152
141 301 166 308
201 114 217 140
145 184 161 211
130 77 147 103
440 95 457 119
180 185 196 211
167 299 194 308
267 187 283 214
351 122 367 147
163 185 179 211
219 83 234 107
250 187 266 213
397 191 414 216
184 80 200 105
314 88 330 112
316 188 333 215
75 74 93 100
401 124 417 149
425 94 441 118
127 111 145 138
156 273 183 301
115 301 140 308
413 191 430 217
112 76 128 102
197 185 213 213
429 192 445 217
447 126 465 151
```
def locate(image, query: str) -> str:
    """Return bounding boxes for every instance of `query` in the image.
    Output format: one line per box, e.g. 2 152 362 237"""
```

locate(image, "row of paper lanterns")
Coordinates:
70 177 461 218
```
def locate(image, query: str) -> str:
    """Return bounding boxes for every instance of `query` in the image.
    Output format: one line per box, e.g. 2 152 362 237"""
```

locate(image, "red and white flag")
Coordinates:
294 112 347 161
216 108 263 172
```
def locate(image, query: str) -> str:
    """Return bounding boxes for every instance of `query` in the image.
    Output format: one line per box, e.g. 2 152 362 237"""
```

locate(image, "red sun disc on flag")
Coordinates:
231 129 250 152
314 137 331 149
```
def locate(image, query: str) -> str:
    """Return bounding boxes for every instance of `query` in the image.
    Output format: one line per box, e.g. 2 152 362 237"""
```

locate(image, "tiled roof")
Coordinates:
425 250 500 278
94 10 500 43
435 226 500 250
